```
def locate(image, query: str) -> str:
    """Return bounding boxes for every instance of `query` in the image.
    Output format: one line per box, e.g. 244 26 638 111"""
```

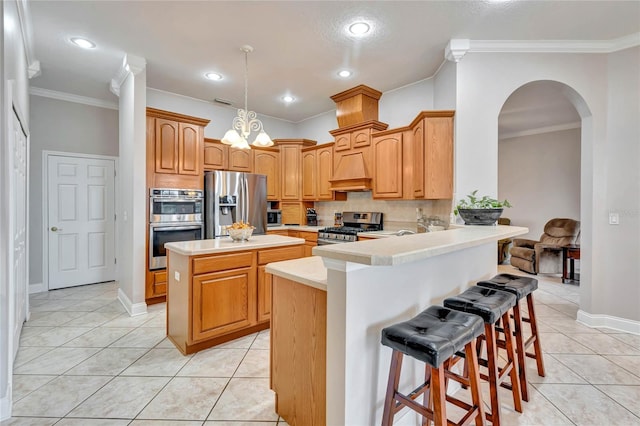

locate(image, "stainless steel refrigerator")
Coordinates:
204 171 267 239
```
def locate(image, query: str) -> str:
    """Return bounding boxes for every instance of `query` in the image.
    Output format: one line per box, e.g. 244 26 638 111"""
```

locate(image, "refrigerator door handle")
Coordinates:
243 175 249 224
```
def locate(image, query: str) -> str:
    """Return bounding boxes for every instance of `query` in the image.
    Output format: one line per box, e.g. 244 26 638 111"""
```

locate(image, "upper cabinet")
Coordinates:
203 138 228 171
228 147 254 172
409 111 455 199
147 108 210 190
253 147 280 201
276 139 316 201
372 129 405 199
302 143 347 201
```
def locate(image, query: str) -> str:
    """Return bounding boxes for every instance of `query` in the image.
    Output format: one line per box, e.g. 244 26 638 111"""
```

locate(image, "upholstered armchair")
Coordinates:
510 218 580 274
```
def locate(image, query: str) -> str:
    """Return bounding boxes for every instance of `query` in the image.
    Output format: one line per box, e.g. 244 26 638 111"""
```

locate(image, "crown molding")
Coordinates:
447 33 640 62
110 54 147 97
30 87 118 110
499 121 581 140
16 0 40 78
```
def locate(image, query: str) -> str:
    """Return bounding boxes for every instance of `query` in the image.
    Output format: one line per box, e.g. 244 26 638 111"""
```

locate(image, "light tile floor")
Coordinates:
2 265 640 425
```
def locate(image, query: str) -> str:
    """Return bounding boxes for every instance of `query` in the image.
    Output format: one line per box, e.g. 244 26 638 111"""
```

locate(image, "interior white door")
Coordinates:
11 110 28 357
47 155 116 289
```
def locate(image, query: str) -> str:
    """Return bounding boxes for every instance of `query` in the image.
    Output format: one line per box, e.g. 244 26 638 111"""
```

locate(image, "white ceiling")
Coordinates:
29 1 639 127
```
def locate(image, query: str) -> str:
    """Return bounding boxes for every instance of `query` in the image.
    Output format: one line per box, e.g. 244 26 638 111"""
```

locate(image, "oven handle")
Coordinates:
151 224 203 232
317 237 347 245
150 198 202 203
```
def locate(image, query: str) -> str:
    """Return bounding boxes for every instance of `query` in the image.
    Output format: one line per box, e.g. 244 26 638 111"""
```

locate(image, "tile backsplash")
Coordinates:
314 192 453 231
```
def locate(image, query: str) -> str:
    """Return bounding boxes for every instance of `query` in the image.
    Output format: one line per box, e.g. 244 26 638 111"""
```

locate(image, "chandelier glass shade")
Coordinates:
221 45 273 149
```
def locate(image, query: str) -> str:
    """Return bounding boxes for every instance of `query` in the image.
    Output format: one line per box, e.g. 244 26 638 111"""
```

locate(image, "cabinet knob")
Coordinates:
50 226 62 232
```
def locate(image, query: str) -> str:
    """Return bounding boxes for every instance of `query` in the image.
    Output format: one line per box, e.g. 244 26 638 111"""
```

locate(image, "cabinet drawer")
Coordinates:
153 271 167 295
298 231 318 243
258 245 304 265
193 252 255 275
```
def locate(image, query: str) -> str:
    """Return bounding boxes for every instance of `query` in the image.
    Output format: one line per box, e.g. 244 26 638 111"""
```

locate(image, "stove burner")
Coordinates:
317 212 383 245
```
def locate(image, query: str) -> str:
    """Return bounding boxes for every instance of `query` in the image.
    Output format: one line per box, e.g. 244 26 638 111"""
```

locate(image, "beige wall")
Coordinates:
498 128 581 239
28 96 118 286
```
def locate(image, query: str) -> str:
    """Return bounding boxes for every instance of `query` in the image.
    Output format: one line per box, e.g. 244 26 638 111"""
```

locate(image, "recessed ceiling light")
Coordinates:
282 95 295 103
205 72 223 81
70 37 96 49
338 70 352 78
348 21 370 35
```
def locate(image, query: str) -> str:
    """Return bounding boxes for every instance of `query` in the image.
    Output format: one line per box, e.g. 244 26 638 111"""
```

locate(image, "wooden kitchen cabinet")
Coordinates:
149 109 208 181
203 138 228 170
228 147 254 172
409 111 455 199
192 266 257 342
253 147 280 200
302 143 347 201
276 139 316 200
167 242 304 354
281 201 313 225
372 129 405 199
288 230 317 257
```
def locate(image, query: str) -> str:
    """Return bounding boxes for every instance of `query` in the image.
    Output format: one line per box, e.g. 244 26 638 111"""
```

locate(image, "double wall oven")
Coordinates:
149 188 204 270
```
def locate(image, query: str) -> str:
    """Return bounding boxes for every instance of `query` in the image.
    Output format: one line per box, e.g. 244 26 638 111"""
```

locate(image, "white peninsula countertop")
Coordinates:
313 225 528 266
165 234 304 256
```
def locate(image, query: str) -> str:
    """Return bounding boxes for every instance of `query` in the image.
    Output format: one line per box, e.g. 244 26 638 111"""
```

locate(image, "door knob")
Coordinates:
51 226 62 232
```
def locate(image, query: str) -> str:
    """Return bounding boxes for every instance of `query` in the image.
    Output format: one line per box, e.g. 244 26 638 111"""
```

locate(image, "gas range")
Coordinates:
317 212 383 245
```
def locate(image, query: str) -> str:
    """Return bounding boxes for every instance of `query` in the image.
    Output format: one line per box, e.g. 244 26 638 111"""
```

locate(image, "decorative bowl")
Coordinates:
457 208 503 225
227 227 254 241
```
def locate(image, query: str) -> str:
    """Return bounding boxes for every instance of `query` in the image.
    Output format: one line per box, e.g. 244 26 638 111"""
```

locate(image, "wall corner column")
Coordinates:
112 54 148 316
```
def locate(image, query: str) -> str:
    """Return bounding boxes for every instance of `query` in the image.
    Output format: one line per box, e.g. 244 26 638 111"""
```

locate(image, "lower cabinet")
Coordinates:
167 243 304 354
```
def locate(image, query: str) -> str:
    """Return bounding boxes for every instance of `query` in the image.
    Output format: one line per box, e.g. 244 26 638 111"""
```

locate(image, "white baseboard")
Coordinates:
1 391 11 420
577 310 640 335
29 282 46 294
117 288 147 317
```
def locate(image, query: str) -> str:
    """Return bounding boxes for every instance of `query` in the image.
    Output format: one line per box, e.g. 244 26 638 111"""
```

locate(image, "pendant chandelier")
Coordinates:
221 45 273 149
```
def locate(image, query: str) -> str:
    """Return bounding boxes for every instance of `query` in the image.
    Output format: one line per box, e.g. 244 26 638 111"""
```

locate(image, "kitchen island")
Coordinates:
266 225 528 425
165 234 305 355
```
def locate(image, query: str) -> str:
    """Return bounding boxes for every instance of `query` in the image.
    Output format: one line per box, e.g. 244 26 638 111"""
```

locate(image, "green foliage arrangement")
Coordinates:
454 190 512 215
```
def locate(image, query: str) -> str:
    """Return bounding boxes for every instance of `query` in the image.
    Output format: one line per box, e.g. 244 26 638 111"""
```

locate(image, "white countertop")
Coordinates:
267 225 324 232
165 234 305 256
312 225 528 266
266 256 327 291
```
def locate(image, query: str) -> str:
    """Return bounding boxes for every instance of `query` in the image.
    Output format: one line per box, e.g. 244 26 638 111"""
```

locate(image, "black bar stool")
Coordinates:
381 305 486 426
477 273 545 402
444 286 522 426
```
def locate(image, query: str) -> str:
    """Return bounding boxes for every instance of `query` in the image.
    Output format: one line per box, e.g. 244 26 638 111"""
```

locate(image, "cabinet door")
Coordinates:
228 148 254 172
257 265 272 323
352 128 371 148
178 123 201 176
317 146 334 200
204 140 228 170
334 133 350 152
372 132 403 199
281 202 304 225
192 267 257 341
155 118 179 174
412 119 425 198
302 150 317 200
254 150 280 200
280 145 301 200
424 117 454 199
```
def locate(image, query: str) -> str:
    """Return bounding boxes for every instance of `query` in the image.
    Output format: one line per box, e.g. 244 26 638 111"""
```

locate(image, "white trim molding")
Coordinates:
15 0 40 79
117 288 147 317
447 33 640 62
110 54 147 96
499 121 581 140
30 87 118 110
28 282 45 294
1 391 11 421
577 310 640 335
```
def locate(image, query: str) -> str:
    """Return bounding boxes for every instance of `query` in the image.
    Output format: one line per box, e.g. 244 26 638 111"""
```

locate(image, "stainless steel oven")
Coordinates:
148 188 204 270
149 188 203 223
149 223 203 270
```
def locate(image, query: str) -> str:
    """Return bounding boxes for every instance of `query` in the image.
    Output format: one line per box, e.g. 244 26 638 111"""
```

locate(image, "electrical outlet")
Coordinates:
174 271 180 282
609 212 620 225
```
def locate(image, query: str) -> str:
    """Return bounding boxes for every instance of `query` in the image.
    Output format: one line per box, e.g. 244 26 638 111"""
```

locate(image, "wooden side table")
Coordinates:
562 244 580 284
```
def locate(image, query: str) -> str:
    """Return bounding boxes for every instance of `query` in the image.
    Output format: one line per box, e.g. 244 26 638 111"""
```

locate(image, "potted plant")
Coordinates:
454 190 512 225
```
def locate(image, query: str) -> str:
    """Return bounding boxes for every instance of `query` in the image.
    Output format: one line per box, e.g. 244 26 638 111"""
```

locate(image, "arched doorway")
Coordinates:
497 79 591 292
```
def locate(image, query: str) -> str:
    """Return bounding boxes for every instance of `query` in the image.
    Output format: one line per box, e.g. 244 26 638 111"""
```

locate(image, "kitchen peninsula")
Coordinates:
164 234 305 355
266 225 528 425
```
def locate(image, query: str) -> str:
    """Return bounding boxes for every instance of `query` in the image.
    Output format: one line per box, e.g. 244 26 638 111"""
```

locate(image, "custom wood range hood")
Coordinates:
328 85 388 192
